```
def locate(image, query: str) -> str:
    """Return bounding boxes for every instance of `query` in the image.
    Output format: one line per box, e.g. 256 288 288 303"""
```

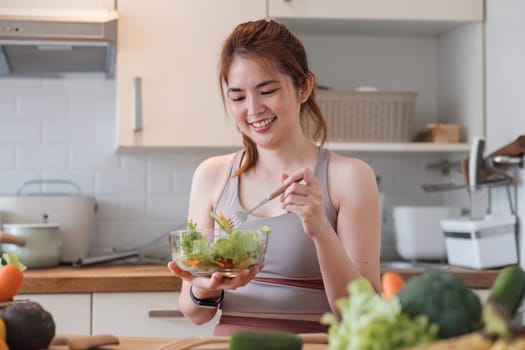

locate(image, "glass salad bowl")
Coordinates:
169 226 270 278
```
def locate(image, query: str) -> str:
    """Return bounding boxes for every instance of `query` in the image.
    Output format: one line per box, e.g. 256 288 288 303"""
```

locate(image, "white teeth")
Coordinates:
252 117 275 128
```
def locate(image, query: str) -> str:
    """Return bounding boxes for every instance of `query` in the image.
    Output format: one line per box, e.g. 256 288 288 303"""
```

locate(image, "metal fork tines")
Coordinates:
230 183 288 228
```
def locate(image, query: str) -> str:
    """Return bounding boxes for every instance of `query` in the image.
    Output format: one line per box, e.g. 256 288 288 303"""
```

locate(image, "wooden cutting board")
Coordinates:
159 333 328 350
48 334 328 350
160 342 327 350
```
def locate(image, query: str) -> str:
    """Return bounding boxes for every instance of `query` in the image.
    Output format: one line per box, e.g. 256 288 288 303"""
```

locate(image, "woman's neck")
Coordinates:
255 139 319 175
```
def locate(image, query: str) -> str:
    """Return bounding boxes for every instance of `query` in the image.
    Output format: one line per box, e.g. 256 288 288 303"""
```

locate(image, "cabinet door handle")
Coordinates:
134 77 143 132
148 309 184 318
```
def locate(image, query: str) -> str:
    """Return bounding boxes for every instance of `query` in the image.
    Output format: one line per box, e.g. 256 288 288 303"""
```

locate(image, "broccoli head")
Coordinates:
397 270 482 339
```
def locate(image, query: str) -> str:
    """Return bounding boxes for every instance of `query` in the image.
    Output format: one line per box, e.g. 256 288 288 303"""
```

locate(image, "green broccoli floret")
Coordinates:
397 270 482 339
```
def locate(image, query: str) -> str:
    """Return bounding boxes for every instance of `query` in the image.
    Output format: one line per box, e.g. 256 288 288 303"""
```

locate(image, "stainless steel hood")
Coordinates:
0 10 117 77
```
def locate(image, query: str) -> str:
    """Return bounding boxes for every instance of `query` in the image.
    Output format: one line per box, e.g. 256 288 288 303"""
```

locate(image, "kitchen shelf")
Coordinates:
326 142 470 153
116 142 471 154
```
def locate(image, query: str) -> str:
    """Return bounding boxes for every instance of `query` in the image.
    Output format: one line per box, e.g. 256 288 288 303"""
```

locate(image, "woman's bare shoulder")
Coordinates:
195 153 237 176
192 152 238 192
327 151 378 203
328 151 375 180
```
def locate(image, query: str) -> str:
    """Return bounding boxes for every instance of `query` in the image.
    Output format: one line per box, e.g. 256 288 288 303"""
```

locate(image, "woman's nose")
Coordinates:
247 95 264 116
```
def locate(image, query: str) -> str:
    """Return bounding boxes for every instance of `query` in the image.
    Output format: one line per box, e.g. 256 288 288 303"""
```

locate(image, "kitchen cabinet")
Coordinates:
92 292 220 337
16 293 91 335
116 0 265 148
117 0 483 153
267 0 482 22
268 0 485 153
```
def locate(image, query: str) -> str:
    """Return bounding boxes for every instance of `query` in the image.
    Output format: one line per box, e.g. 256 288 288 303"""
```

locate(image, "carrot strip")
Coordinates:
183 259 201 266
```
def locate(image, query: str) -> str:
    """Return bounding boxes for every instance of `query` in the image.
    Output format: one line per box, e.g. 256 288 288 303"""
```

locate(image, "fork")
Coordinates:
230 182 289 228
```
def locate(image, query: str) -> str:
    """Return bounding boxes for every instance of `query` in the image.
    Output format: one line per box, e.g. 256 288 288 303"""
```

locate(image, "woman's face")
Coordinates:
225 56 305 148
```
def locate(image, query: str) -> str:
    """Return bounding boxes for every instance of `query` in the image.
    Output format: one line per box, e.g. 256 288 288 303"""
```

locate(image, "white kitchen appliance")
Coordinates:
0 179 96 264
440 137 519 269
393 206 461 261
441 215 517 269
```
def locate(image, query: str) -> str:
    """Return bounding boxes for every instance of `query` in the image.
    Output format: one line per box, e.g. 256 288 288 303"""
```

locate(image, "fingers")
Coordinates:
167 261 260 291
280 168 321 204
282 167 315 186
216 267 261 290
167 261 195 280
279 168 325 237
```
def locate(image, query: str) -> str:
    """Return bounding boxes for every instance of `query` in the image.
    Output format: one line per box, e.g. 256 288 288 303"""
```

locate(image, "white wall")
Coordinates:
0 77 453 262
485 0 525 268
0 78 220 258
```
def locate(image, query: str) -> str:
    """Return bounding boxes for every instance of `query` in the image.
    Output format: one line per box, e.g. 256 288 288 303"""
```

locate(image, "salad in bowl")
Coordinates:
170 212 270 278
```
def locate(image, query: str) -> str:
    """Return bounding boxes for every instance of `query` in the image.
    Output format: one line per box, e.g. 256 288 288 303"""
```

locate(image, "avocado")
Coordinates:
0 301 55 350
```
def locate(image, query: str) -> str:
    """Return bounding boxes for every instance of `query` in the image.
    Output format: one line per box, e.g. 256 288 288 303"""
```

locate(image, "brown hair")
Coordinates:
218 19 327 176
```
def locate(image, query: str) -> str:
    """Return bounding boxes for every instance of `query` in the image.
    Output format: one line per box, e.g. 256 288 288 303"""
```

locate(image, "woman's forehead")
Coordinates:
227 56 287 89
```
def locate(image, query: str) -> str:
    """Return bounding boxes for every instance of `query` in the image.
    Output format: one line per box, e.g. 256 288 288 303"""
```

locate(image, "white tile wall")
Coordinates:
0 120 41 143
0 146 14 168
0 77 217 258
0 77 465 261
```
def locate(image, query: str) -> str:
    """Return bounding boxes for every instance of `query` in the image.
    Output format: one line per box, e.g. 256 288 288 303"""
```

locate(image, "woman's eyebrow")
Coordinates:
227 87 242 93
256 79 279 88
227 80 279 93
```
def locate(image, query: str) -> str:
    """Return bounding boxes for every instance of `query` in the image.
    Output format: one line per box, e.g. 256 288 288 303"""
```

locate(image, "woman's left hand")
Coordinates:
280 167 331 239
167 261 261 291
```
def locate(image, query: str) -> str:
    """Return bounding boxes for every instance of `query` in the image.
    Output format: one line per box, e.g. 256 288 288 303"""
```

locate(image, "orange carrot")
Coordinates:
0 264 24 303
381 271 405 300
183 259 201 266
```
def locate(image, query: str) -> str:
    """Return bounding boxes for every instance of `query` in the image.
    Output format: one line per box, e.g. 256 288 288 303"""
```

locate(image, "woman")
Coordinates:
167 19 381 335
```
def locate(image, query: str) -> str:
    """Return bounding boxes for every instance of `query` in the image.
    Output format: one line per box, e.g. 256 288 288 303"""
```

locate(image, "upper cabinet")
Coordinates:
116 0 265 148
117 0 484 153
269 0 485 153
268 0 483 22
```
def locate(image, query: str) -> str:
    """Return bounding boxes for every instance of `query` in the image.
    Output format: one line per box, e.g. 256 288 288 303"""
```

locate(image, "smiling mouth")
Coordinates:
250 116 277 128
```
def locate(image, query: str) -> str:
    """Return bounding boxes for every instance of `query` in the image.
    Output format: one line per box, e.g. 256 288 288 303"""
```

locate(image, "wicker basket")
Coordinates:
306 90 417 142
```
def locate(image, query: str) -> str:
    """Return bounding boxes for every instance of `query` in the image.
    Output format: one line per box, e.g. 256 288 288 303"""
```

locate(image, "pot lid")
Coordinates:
2 223 59 229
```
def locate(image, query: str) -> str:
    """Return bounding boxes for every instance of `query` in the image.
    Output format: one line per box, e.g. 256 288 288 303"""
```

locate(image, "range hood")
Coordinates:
0 9 117 77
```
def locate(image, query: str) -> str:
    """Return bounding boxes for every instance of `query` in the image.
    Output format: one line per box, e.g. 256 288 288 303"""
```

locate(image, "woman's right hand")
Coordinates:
167 261 261 294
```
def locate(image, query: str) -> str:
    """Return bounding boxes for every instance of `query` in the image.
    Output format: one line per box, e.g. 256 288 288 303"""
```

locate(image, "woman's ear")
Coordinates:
299 73 315 103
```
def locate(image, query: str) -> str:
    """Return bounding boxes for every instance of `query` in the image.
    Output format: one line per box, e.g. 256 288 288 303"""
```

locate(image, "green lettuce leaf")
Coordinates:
321 277 438 350
2 252 27 272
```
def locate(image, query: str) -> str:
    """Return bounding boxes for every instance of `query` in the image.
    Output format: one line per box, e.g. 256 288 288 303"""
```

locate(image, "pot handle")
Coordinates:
0 231 27 247
16 179 82 196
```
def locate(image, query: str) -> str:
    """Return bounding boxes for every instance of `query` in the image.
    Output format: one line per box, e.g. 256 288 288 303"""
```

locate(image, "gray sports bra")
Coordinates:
214 147 337 315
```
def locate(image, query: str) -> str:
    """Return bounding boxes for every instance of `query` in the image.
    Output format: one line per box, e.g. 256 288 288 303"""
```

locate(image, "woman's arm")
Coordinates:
280 154 381 315
173 156 227 324
168 153 264 325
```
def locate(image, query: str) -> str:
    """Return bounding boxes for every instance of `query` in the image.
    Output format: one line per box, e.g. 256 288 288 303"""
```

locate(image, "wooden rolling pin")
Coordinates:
50 334 119 350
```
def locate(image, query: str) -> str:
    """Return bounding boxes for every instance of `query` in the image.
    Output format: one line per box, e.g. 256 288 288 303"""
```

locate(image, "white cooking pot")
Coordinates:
0 179 96 264
1 223 61 268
